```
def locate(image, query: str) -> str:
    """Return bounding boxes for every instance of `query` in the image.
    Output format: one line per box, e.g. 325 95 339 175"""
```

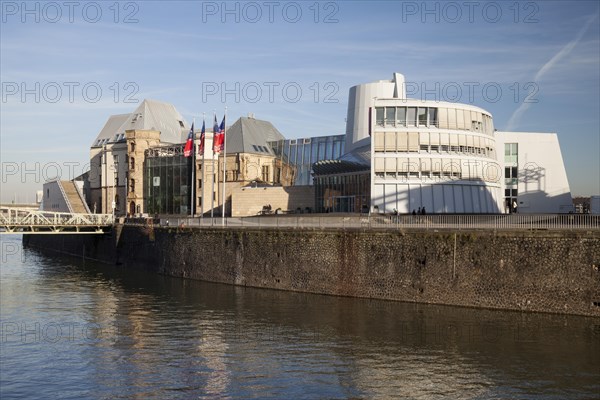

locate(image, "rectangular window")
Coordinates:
397 107 406 126
512 189 518 196
418 107 427 126
376 107 384 126
262 165 270 182
385 107 396 126
428 108 438 127
407 107 417 126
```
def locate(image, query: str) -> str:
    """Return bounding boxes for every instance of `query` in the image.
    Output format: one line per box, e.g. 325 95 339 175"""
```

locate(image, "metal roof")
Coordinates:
91 99 189 147
312 159 370 176
91 113 129 147
225 116 285 155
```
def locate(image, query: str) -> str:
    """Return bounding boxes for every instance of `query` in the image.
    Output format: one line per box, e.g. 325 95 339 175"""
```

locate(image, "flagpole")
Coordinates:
221 106 227 226
191 117 195 217
201 112 205 219
211 110 215 221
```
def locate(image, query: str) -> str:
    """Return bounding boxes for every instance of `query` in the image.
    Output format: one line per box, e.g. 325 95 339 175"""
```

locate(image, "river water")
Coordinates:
1 235 599 399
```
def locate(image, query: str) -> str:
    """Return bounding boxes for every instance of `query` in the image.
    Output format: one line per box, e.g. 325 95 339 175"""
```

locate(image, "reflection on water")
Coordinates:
1 235 599 399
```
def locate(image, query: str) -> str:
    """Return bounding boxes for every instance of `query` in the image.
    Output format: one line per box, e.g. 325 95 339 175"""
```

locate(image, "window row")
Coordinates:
374 131 496 157
93 133 126 147
374 106 493 134
373 157 500 183
252 144 271 153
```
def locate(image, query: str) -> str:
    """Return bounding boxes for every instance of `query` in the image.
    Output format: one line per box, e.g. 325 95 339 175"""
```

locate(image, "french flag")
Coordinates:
213 115 225 153
183 122 194 157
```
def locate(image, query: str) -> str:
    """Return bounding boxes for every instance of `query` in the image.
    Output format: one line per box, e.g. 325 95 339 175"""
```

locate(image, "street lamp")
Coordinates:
112 157 118 220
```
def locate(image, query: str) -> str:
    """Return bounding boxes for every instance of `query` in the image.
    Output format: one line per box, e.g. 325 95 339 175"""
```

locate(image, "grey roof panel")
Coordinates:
91 99 189 147
91 113 130 147
225 116 286 155
117 99 189 144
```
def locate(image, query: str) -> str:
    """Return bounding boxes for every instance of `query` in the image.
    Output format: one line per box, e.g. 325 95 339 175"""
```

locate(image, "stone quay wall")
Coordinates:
24 225 600 317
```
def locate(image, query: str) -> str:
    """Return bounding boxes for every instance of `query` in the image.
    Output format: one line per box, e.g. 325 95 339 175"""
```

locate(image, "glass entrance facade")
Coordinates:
314 172 370 213
144 146 191 215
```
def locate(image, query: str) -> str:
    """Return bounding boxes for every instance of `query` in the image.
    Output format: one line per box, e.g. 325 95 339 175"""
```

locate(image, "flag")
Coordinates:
183 122 194 157
198 119 206 155
213 115 225 153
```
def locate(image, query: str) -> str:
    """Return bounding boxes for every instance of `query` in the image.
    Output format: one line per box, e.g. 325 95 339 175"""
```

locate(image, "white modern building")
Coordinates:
352 73 503 214
496 131 573 213
315 73 573 214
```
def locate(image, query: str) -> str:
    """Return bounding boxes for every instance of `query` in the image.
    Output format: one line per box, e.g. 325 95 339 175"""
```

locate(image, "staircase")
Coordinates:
60 181 90 214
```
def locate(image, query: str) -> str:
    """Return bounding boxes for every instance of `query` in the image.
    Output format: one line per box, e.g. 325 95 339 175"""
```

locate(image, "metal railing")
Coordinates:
125 214 600 231
0 208 114 234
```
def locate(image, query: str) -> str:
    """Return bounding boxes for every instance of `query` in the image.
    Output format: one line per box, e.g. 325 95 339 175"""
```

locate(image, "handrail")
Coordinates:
124 214 600 231
0 207 114 226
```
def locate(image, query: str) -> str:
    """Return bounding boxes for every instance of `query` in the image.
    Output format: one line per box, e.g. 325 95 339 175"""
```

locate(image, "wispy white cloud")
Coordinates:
506 13 599 131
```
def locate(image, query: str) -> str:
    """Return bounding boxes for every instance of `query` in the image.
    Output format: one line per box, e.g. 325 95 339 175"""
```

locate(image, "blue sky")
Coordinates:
1 0 599 201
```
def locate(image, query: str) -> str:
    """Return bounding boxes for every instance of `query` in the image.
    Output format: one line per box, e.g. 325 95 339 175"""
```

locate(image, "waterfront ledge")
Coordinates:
24 225 600 317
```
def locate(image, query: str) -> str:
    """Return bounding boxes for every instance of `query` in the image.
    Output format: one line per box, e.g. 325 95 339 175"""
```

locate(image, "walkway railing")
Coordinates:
0 208 114 234
126 214 600 231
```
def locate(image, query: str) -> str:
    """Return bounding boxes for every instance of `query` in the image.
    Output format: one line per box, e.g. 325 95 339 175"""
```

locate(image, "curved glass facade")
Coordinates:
269 135 345 186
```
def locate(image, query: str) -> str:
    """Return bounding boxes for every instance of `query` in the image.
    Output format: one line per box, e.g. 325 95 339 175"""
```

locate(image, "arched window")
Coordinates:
130 157 135 170
130 142 136 152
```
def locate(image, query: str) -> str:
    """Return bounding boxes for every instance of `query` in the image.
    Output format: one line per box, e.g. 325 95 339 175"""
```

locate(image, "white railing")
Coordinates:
126 214 600 231
0 208 114 234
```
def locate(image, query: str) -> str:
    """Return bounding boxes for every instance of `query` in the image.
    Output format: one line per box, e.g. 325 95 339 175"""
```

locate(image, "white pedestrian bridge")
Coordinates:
0 208 113 234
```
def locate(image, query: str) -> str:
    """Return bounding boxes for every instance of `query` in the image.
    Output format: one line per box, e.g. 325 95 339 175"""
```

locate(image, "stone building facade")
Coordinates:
127 130 160 215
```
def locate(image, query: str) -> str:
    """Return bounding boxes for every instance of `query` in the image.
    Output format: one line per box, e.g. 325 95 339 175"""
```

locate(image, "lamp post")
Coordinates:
112 158 118 220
